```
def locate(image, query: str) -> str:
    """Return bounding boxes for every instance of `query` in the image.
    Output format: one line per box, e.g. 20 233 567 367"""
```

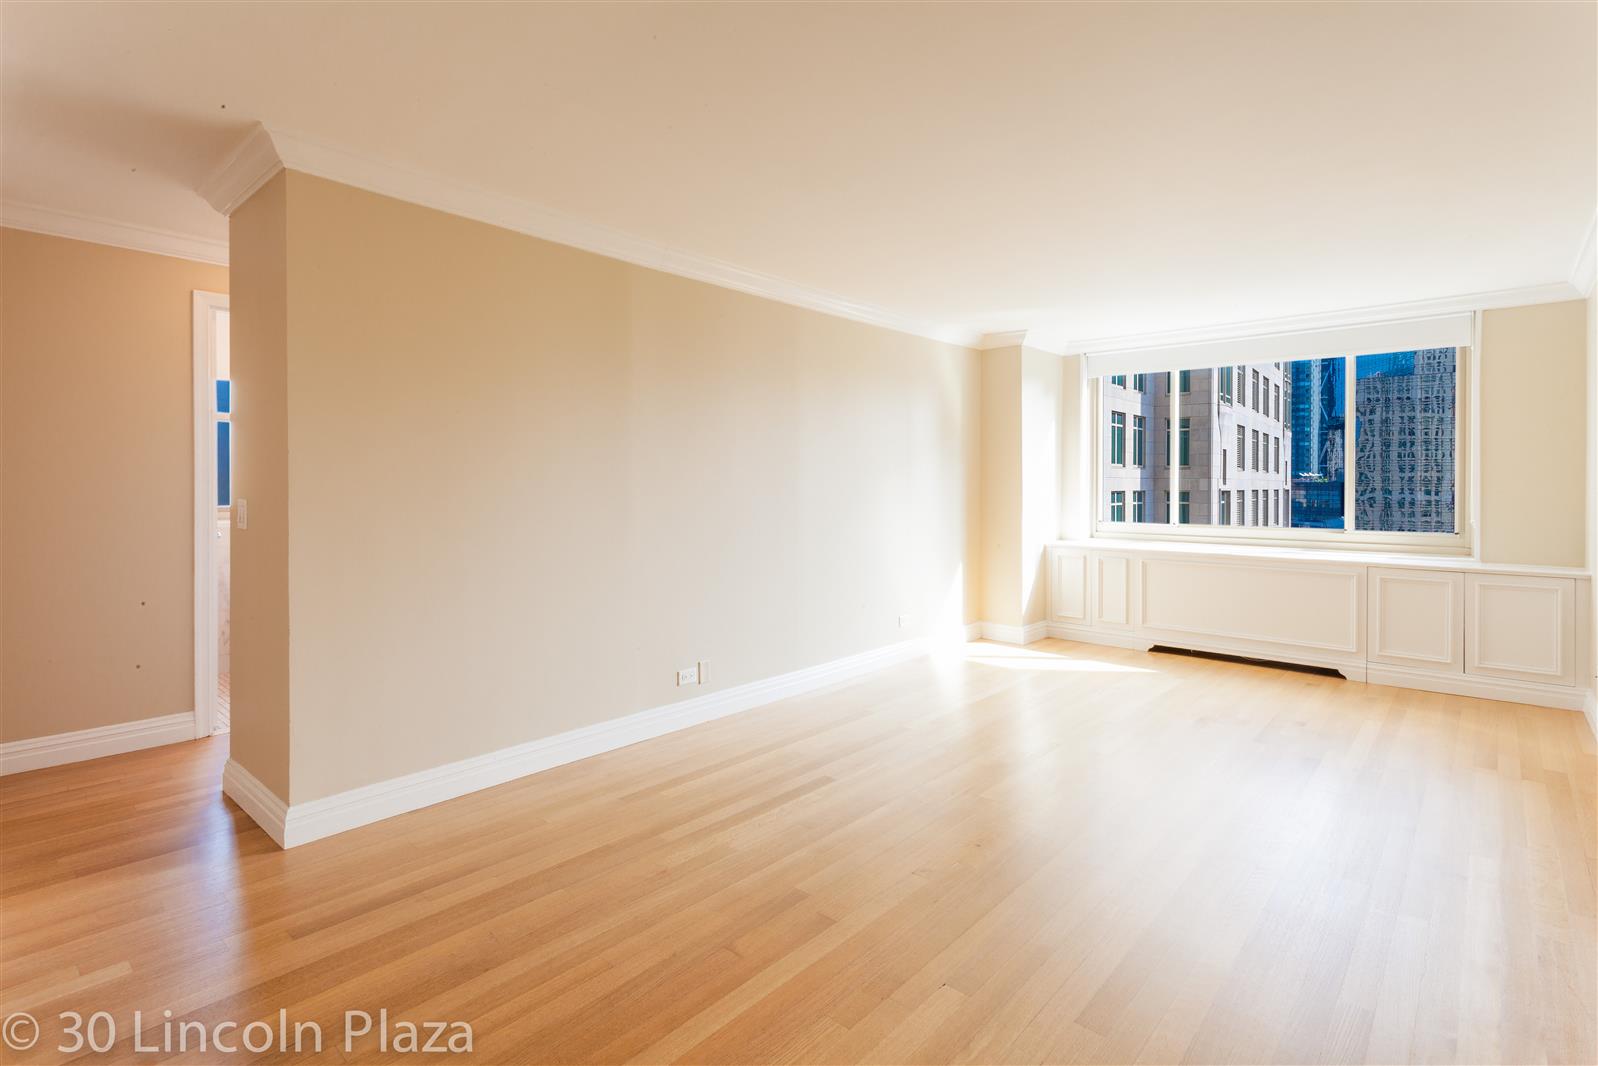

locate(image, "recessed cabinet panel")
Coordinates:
1140 558 1362 654
1048 547 1088 623
1368 568 1463 672
1095 555 1134 627
1465 574 1576 686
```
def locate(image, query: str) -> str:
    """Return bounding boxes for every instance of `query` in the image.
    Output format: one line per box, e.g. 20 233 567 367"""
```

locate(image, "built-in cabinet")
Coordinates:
1367 567 1463 673
1465 573 1577 687
1044 541 1589 711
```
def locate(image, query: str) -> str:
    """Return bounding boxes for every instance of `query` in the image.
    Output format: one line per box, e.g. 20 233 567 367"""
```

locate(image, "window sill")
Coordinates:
1067 535 1590 579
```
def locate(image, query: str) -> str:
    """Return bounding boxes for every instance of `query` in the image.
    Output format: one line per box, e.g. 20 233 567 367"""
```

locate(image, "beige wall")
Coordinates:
1479 300 1589 568
1 228 227 742
238 171 980 804
227 174 291 798
980 347 1022 626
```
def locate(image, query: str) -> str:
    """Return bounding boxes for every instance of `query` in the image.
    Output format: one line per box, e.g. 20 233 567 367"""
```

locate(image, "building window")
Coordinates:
1094 346 1461 541
1132 490 1147 523
1110 491 1126 522
1110 374 1126 388
1178 491 1191 524
1131 373 1147 392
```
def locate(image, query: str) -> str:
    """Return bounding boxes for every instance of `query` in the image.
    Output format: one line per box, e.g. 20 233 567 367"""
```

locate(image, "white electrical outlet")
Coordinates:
696 660 708 685
676 665 699 687
235 498 248 530
898 614 915 629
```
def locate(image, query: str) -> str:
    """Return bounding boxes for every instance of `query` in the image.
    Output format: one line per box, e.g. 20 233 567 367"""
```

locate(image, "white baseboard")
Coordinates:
1041 622 1583 712
1360 665 1586 712
234 636 932 849
978 621 1049 645
1043 622 1157 652
221 760 289 847
0 712 195 776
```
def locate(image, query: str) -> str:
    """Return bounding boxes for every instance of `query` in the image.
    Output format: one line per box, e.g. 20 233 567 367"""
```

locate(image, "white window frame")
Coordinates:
1088 323 1473 554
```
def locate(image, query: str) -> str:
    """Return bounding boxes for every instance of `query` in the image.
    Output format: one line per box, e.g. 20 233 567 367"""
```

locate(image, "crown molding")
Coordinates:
1042 280 1587 356
198 124 981 349
0 201 228 266
197 124 284 217
1570 212 1596 297
978 330 1029 350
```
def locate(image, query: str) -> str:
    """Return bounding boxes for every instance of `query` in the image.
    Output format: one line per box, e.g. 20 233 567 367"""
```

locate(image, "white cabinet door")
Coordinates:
1094 555 1135 627
1368 568 1463 673
1048 547 1088 623
1465 574 1576 686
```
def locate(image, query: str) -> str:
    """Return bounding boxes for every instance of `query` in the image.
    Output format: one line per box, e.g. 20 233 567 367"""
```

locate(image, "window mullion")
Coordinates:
1171 382 1181 526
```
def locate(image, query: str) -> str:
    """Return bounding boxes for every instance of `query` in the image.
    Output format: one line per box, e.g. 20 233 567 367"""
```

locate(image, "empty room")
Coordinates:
2 3 1595 1064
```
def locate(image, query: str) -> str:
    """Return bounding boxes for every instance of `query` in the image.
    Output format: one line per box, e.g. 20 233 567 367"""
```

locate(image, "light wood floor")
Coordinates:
2 639 1594 1065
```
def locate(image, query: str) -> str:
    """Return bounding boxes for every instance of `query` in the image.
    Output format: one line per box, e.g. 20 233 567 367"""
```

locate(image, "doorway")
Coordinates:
193 291 230 739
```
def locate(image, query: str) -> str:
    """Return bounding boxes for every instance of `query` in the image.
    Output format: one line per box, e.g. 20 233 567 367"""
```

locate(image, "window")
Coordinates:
1110 491 1126 522
1110 374 1126 388
1287 355 1347 529
1095 342 1462 542
1354 349 1457 532
216 379 233 507
1131 373 1147 392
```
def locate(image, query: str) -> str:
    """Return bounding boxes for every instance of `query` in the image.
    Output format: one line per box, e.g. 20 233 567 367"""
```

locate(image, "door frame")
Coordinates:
193 290 229 740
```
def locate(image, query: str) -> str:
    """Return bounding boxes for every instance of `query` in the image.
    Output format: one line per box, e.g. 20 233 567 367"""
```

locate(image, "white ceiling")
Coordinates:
4 2 1594 346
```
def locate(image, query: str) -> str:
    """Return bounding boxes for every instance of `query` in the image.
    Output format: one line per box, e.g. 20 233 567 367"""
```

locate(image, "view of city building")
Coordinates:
1102 349 1457 534
1101 363 1292 527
